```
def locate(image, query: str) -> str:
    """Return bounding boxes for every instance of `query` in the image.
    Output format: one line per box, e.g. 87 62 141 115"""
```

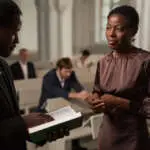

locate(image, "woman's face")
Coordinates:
106 14 133 51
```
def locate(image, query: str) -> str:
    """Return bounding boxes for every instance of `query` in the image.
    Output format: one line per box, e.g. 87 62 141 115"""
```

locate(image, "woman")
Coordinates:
75 49 93 68
87 5 150 150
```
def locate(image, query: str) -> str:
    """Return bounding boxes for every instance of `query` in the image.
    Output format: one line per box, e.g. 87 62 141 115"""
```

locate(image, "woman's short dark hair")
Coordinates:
0 0 22 27
108 5 139 35
56 57 73 70
81 49 90 56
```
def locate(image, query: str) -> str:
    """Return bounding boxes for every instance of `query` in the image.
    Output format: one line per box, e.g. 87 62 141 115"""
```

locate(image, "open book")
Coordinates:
29 106 82 143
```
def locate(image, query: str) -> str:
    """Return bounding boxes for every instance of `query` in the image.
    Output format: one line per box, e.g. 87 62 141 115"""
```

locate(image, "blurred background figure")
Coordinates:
10 48 37 80
75 49 93 68
37 57 89 112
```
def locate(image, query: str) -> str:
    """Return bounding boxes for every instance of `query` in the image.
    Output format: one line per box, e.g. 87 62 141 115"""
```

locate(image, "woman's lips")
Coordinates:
108 40 117 45
107 40 118 48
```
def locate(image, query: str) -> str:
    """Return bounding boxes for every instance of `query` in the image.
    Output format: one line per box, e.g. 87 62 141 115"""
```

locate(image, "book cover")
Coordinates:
29 106 82 143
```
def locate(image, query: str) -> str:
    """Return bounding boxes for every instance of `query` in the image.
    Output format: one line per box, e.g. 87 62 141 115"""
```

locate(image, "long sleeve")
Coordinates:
113 59 150 117
92 59 150 117
30 62 36 78
134 60 150 118
93 62 101 95
0 115 28 139
28 62 36 79
10 62 24 80
10 63 17 80
0 58 28 149
70 71 84 92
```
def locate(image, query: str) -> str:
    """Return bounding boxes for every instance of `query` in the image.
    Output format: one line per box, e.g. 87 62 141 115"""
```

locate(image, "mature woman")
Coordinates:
88 5 150 150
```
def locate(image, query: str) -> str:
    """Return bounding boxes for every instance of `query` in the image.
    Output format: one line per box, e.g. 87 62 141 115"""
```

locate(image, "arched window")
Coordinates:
100 0 128 42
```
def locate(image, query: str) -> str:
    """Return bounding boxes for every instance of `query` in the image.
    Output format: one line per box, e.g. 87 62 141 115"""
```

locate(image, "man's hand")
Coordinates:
87 94 105 113
87 92 100 101
24 113 70 146
88 98 105 113
77 90 89 100
23 113 54 128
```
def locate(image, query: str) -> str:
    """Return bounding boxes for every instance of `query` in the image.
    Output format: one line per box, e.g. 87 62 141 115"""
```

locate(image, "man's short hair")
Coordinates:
0 0 22 27
56 57 73 70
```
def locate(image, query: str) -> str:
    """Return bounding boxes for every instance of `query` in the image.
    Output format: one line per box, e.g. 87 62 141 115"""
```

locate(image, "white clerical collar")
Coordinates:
56 70 65 83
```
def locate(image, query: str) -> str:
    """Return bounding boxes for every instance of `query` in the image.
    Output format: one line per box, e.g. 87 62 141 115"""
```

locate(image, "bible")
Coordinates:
29 106 82 143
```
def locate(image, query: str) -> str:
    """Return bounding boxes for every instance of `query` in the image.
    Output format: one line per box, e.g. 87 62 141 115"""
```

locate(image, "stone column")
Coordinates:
48 0 59 61
35 0 49 61
94 0 102 43
13 0 38 54
60 0 73 57
48 0 73 61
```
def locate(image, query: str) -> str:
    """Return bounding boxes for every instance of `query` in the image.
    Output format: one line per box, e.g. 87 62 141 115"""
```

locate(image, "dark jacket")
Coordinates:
37 69 84 111
10 61 36 80
0 57 28 150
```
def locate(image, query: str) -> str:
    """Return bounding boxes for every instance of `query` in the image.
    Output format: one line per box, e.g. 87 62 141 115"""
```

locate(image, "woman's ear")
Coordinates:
131 27 138 37
128 27 138 42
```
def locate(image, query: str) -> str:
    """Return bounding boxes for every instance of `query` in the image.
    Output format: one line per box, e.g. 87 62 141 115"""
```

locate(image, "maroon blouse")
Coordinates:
94 49 150 150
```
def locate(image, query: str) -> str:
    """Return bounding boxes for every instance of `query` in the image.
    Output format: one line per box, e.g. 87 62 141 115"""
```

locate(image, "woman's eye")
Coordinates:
106 26 111 30
116 27 124 31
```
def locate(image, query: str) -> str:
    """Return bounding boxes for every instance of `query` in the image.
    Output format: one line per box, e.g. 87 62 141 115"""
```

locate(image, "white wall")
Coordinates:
13 0 38 54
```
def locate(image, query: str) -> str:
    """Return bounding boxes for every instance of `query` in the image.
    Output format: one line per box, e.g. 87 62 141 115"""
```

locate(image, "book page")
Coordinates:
49 106 77 121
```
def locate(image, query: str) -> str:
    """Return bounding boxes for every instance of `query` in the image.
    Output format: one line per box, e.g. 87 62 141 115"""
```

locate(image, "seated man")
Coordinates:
37 57 89 150
37 57 89 111
10 48 36 80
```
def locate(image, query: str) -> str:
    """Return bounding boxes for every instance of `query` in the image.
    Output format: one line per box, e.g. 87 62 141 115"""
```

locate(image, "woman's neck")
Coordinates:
114 45 137 54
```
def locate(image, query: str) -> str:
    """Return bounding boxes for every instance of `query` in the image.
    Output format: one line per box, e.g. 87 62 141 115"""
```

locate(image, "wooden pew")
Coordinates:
14 78 42 91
